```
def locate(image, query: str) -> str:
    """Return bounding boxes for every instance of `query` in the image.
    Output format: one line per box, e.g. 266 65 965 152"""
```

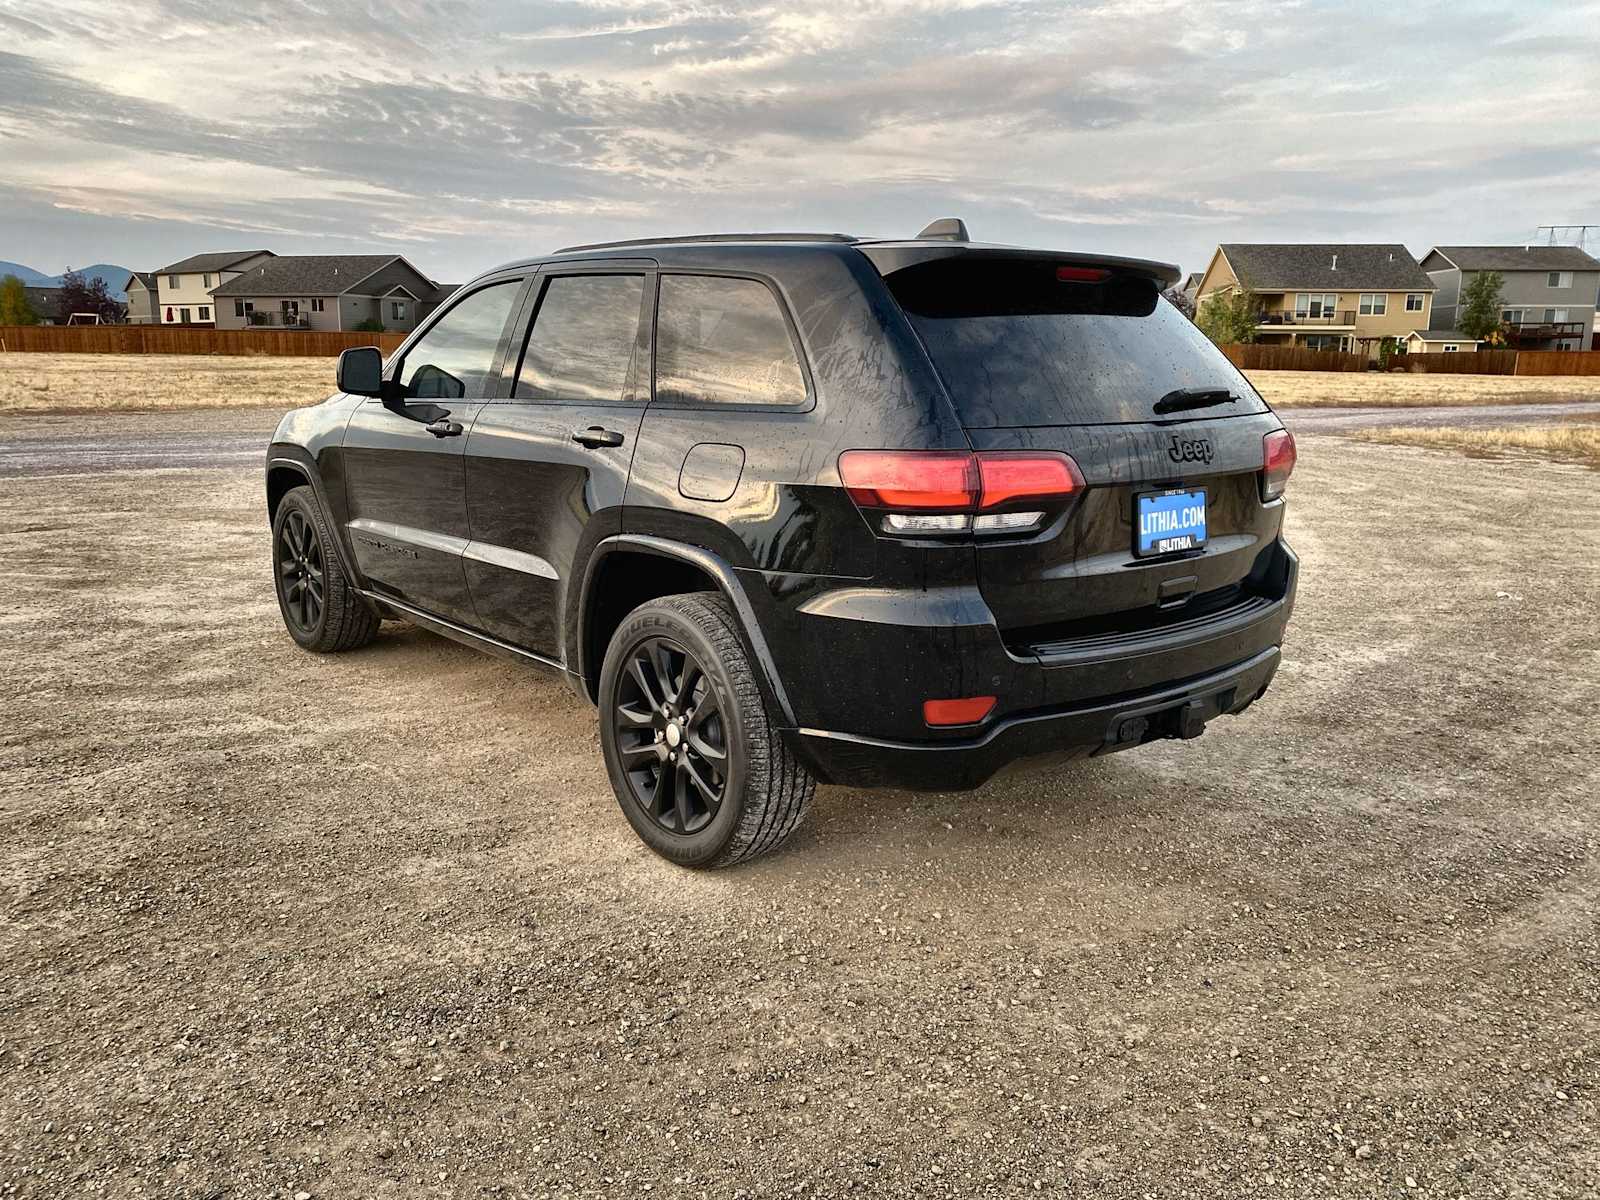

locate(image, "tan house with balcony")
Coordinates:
1195 244 1436 356
153 249 275 325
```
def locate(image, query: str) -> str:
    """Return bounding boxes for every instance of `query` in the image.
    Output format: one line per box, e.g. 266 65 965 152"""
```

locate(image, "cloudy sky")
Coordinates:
2 0 1598 281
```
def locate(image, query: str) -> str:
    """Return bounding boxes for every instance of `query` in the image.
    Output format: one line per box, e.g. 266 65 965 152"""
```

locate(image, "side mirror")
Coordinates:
336 346 384 397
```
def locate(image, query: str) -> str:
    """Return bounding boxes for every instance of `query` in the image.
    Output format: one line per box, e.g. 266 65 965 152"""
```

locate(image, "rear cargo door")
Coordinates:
878 254 1286 645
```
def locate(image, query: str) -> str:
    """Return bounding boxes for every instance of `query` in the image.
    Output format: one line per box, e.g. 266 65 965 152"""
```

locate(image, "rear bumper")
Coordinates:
783 644 1282 790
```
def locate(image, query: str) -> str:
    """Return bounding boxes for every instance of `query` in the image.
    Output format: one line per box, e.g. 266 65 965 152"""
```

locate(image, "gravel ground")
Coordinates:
1 431 1597 1198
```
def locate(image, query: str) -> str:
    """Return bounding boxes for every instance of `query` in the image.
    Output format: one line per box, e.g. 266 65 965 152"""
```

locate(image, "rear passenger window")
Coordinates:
654 275 806 408
515 274 644 403
399 280 520 400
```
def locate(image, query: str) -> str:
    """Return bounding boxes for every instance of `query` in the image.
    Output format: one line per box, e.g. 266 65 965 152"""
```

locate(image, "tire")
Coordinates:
271 484 380 653
598 592 815 868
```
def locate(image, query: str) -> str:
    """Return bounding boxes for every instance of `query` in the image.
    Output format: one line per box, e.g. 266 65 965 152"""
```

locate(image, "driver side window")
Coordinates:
397 280 521 400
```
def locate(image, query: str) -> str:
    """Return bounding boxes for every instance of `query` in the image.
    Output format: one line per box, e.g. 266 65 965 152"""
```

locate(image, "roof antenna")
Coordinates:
917 218 970 242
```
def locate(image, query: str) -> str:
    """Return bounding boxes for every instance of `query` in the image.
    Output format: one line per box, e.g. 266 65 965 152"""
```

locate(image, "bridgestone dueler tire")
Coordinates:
271 485 380 653
598 592 815 868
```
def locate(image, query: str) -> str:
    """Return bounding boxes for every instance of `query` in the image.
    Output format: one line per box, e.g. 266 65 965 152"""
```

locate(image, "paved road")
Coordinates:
2 401 1597 478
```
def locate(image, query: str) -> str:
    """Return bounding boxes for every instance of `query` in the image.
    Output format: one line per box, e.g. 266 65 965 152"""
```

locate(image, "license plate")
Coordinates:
1136 488 1207 557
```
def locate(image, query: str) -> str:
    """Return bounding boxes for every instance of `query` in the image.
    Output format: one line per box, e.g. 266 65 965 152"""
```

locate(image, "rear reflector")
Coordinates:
1262 429 1296 500
923 696 997 726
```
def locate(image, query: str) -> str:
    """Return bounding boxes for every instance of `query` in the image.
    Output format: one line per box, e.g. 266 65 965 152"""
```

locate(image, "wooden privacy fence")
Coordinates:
0 324 407 357
1219 343 1366 372
1221 343 1600 377
1401 350 1518 375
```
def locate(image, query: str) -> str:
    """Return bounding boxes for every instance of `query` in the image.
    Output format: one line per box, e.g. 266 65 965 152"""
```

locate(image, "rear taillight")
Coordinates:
1261 430 1295 501
839 449 1084 536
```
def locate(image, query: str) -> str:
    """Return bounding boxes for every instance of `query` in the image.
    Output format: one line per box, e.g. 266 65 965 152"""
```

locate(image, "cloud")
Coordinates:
0 0 1597 276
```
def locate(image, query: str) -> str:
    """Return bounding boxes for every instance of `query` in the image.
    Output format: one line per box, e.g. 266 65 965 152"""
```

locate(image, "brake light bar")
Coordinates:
1056 266 1110 283
1262 429 1296 501
839 450 1084 513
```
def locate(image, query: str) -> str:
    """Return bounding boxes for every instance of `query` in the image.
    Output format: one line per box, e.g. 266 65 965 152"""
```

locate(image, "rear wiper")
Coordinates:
1154 388 1238 415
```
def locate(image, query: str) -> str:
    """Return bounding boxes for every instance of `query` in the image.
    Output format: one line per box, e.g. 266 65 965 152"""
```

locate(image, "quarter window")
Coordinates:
1358 293 1387 315
1405 293 1424 312
655 275 806 407
398 280 521 400
515 274 644 404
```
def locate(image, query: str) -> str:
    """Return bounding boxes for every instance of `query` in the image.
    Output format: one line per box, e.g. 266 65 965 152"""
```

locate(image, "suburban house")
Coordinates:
154 250 275 325
1402 330 1481 354
209 255 455 333
1420 245 1600 352
124 272 158 324
1195 244 1436 356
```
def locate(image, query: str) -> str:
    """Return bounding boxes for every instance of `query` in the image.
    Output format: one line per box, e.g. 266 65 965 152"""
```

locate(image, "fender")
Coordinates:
574 534 797 726
265 447 365 592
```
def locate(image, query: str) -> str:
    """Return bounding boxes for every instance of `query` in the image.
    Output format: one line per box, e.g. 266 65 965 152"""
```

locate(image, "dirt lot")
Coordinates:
1248 371 1600 409
2 421 1597 1197
5 353 1600 416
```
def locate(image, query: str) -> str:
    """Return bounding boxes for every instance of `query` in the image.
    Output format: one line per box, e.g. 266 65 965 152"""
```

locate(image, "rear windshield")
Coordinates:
885 258 1269 427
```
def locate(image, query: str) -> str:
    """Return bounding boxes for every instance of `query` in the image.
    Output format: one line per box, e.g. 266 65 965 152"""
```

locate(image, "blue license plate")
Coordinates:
1136 488 1207 557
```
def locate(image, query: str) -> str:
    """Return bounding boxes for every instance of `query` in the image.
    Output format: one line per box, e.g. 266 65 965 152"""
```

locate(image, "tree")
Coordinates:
1195 289 1260 345
1457 270 1505 340
0 274 39 325
58 268 123 324
1163 285 1196 321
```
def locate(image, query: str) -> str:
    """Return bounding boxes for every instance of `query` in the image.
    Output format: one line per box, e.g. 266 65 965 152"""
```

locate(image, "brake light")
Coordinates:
838 450 977 511
923 696 996 726
1056 266 1110 283
839 450 1084 536
1262 429 1296 501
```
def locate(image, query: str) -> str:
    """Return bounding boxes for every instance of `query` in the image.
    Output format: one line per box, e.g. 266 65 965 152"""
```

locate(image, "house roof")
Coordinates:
1425 245 1600 272
210 255 406 297
125 271 156 291
1407 329 1478 342
1218 244 1435 292
157 250 274 275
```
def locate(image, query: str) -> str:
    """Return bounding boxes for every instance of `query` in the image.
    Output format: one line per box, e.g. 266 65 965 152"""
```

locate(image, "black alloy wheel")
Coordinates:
611 636 729 835
276 507 325 635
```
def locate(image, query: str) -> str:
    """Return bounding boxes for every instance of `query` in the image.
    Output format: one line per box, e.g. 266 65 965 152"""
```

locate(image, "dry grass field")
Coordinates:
1250 370 1600 408
0 353 332 413
1354 423 1600 467
5 352 1600 415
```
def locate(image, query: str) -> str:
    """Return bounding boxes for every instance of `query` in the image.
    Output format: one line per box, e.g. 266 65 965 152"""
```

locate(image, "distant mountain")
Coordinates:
0 261 134 300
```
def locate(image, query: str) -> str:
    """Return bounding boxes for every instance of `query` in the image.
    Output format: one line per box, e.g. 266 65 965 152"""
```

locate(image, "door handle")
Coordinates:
426 417 464 438
572 426 625 449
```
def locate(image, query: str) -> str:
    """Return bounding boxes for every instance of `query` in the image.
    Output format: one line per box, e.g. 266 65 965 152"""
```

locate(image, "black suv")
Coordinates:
266 221 1297 868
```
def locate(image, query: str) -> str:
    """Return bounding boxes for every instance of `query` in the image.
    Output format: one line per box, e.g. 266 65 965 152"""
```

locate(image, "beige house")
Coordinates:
1195 244 1436 357
209 255 456 333
154 250 275 325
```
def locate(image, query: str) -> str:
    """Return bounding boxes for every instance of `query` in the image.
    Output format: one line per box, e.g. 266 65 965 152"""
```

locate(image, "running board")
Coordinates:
357 589 568 674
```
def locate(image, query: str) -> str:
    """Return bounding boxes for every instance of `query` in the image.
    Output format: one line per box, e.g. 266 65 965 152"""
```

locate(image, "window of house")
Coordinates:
514 274 644 403
1293 293 1338 319
1359 293 1387 315
1502 309 1525 324
234 300 246 317
168 274 179 289
179 307 191 323
282 300 299 315
397 280 521 400
391 300 407 321
1443 345 1459 352
311 298 326 313
1547 271 1573 288
1405 293 1424 312
203 274 213 287
198 306 210 321
655 275 808 408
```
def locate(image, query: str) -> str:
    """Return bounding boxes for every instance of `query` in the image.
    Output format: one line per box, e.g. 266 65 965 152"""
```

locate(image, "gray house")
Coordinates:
124 272 158 325
1421 245 1599 351
209 255 455 333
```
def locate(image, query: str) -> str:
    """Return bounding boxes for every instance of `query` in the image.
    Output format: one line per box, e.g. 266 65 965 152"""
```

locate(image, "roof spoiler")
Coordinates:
917 218 970 243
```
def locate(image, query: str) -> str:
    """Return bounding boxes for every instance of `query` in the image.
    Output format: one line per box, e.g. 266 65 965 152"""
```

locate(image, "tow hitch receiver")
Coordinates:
1105 685 1240 750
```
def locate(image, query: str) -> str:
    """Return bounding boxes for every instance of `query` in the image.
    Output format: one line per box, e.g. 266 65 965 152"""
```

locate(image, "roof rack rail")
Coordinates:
554 232 858 254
